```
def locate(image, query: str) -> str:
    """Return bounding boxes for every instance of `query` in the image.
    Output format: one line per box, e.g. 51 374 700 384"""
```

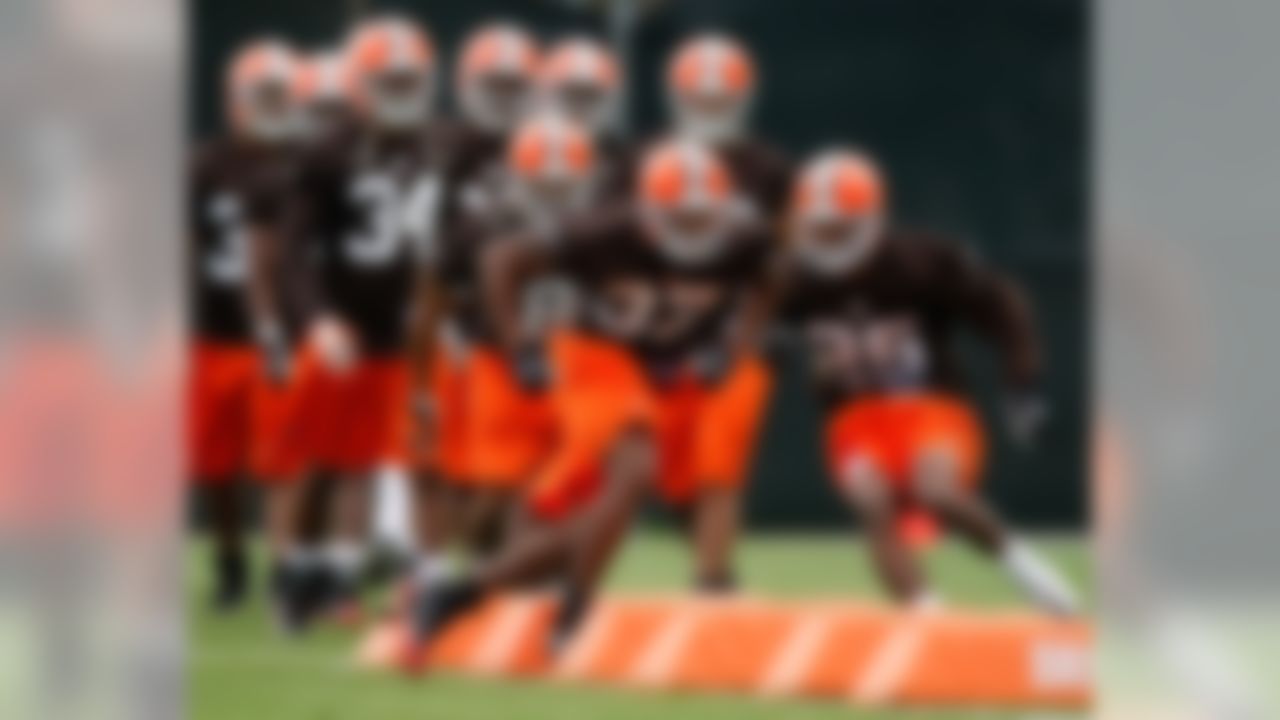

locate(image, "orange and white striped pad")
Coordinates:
355 593 1091 709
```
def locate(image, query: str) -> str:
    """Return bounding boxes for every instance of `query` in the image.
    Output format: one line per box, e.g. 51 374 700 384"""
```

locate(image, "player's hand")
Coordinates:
308 315 357 375
1004 389 1049 448
513 344 550 392
255 320 292 385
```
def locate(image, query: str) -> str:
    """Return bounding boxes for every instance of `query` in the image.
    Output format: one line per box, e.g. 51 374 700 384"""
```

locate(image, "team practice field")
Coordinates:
191 529 1090 720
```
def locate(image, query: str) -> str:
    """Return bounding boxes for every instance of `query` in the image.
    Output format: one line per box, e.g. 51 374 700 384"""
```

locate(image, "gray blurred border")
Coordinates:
1100 0 1280 715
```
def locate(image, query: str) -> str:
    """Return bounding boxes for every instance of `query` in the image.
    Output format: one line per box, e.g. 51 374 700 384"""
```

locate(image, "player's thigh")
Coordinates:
691 356 773 490
907 396 985 505
825 400 901 514
189 344 257 480
330 356 409 474
465 349 553 486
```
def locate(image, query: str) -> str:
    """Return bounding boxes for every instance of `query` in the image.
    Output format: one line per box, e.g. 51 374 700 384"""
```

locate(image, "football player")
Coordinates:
414 113 600 573
401 139 775 670
404 21 542 575
269 15 448 629
779 149 1077 615
656 33 792 591
189 38 304 611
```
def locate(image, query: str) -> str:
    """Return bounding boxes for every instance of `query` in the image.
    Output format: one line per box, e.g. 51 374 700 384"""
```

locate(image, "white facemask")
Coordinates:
640 203 732 267
368 74 433 130
671 93 749 146
462 76 533 133
793 213 885 276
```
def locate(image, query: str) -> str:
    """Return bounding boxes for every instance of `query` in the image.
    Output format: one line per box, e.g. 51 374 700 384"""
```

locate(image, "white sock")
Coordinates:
325 541 365 581
906 590 945 614
371 465 415 553
999 540 1079 616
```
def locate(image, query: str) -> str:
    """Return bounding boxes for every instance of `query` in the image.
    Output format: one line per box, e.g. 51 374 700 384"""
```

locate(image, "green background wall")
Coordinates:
192 0 1088 529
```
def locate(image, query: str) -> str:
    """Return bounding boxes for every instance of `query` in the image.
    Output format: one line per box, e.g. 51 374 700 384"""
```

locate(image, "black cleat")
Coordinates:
547 587 591 658
400 578 483 675
210 548 248 613
694 571 738 595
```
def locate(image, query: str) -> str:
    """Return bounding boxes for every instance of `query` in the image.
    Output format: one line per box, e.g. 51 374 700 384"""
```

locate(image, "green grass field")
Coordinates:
190 529 1089 720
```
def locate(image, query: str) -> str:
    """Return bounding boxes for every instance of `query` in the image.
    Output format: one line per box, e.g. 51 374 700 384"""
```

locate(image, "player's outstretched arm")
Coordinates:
944 241 1048 444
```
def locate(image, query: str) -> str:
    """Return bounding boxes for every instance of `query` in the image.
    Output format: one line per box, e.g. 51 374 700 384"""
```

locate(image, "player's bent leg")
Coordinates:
200 478 249 612
838 455 933 607
552 426 657 646
190 343 259 612
690 487 742 592
686 355 772 592
911 444 1079 616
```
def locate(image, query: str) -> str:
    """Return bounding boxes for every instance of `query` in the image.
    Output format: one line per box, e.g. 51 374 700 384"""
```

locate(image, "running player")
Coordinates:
270 15 448 629
658 33 793 591
401 139 776 671
189 38 303 611
406 21 542 575
780 149 1077 615
419 112 601 569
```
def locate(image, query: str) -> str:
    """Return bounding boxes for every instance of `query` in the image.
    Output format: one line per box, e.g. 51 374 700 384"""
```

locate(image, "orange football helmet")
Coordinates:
225 38 300 141
665 34 756 144
344 16 436 129
788 149 887 274
505 114 597 234
538 36 620 134
456 22 540 133
636 139 736 265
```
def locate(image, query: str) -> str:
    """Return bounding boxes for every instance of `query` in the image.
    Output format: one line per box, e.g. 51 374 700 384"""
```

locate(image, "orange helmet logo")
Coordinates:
539 37 620 94
791 150 885 220
507 114 596 181
637 139 733 210
346 16 435 77
343 16 436 127
667 34 755 102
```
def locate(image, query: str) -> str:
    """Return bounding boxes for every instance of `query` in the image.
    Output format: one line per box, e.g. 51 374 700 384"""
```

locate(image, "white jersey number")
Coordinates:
344 172 443 267
203 192 248 287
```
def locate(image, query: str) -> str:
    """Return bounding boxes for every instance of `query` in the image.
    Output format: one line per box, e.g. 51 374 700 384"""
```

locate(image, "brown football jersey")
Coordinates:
434 118 508 236
189 136 297 343
440 160 611 346
780 229 1040 410
292 124 447 355
553 204 773 371
718 136 792 226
